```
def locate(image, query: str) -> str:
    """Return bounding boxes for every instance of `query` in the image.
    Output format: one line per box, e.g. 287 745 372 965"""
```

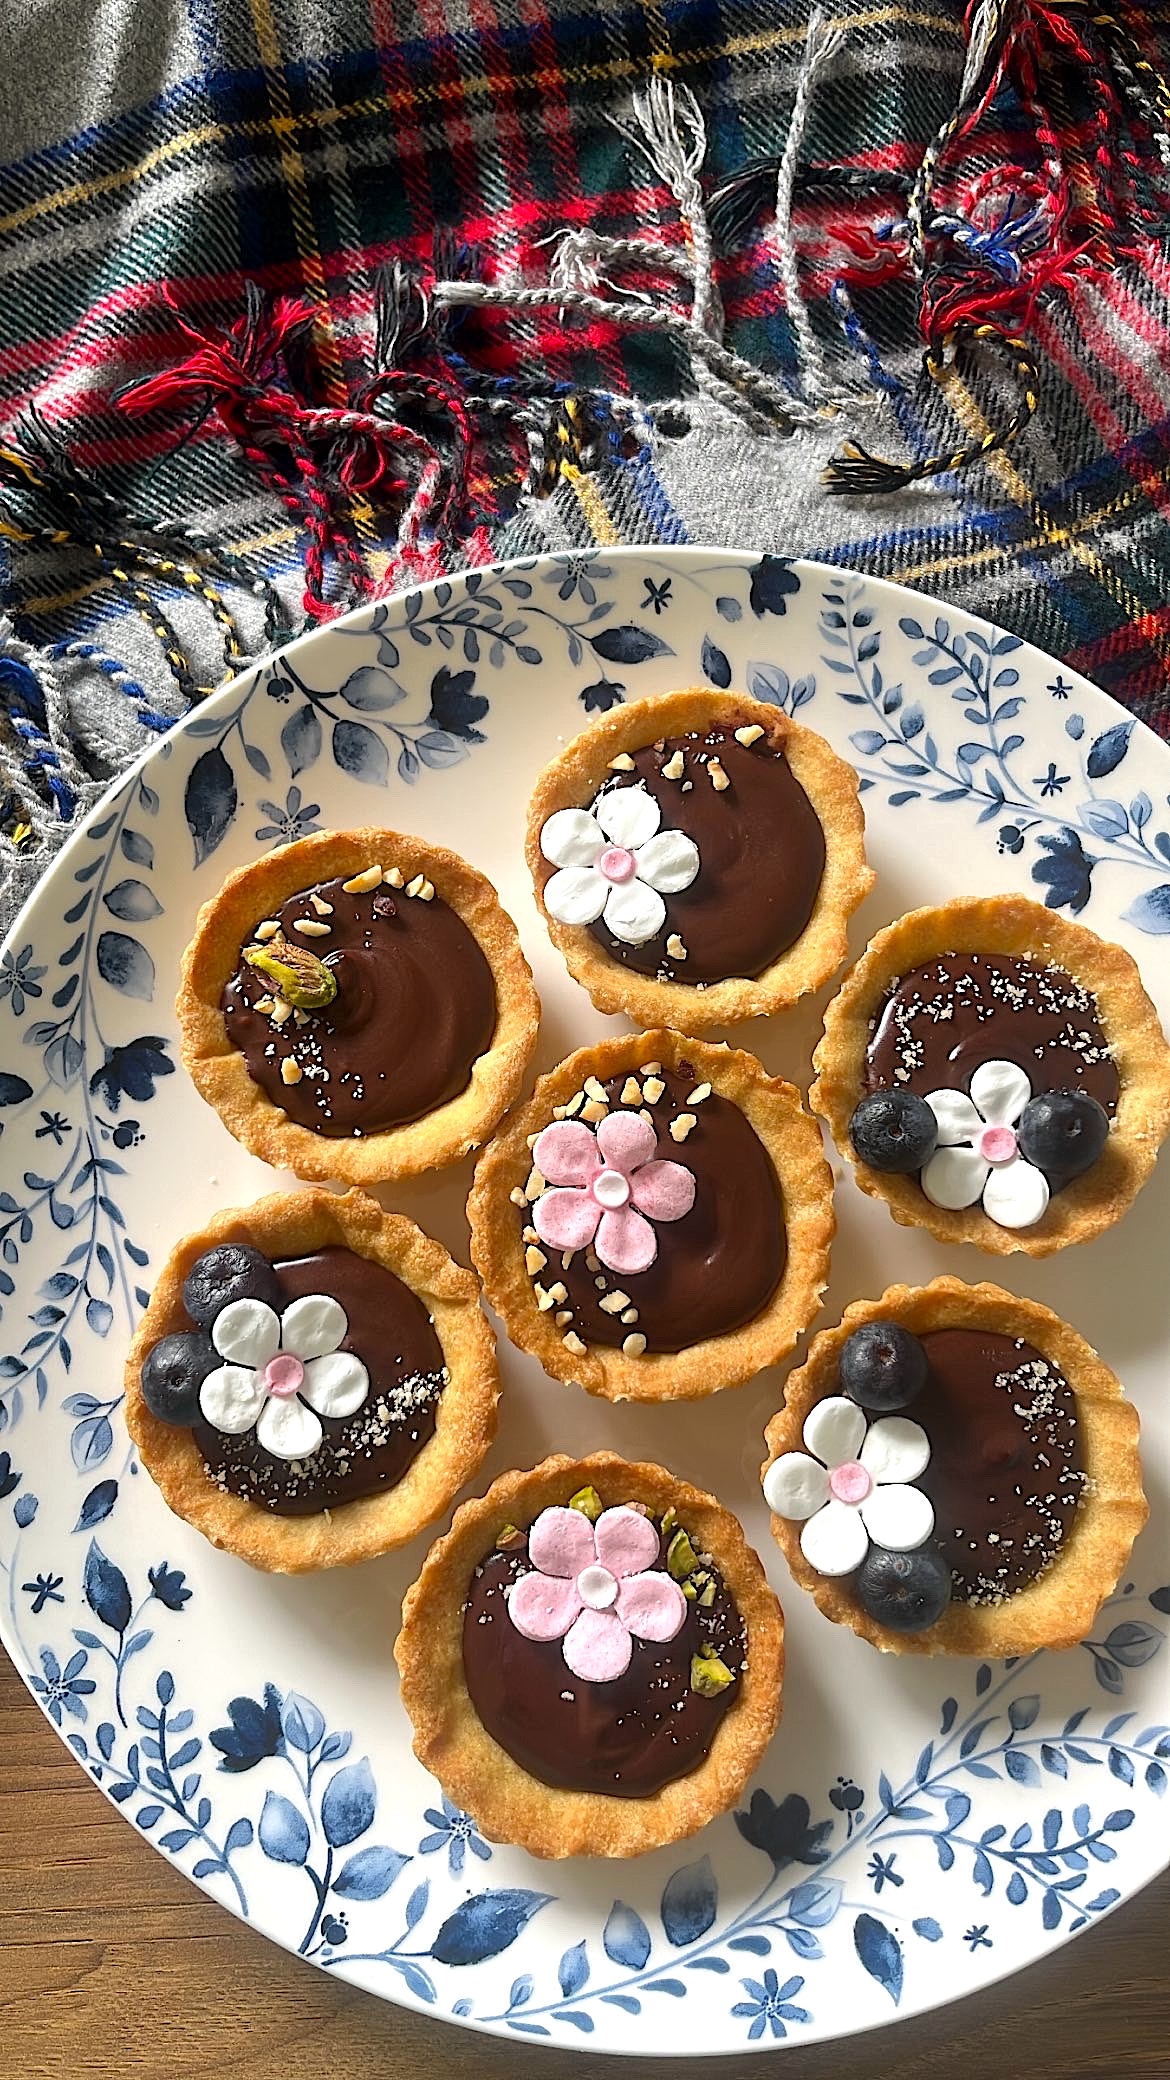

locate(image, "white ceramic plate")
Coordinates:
1 547 1167 2056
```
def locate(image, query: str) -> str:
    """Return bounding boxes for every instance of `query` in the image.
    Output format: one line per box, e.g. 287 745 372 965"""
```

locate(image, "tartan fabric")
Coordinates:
1 0 1170 924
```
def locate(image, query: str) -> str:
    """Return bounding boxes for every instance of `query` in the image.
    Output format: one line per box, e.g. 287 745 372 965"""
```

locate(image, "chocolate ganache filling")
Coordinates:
865 953 1119 1114
462 1515 746 1796
905 1328 1085 1604
192 1247 444 1515
590 724 826 984
529 1066 786 1353
221 873 497 1136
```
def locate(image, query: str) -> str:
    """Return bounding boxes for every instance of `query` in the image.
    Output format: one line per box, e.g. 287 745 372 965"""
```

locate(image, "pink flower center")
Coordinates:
598 844 637 884
262 1353 305 1398
577 1563 618 1610
979 1124 1017 1164
828 1460 872 1505
592 1167 631 1210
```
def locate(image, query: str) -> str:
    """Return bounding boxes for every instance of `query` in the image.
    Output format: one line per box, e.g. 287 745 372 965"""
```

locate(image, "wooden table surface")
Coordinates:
3 1649 1166 2079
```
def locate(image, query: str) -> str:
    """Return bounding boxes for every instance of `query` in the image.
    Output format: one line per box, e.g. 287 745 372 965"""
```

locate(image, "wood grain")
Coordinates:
1 1645 1165 2079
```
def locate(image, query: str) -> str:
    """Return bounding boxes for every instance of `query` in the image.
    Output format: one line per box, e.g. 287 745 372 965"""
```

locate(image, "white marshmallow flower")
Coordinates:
198 1295 370 1463
920 1059 1049 1230
539 784 700 946
763 1397 934 1576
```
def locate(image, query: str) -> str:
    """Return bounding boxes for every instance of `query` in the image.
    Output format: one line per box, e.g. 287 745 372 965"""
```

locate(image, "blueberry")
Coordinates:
140 1331 217 1426
1016 1089 1109 1181
855 1545 952 1633
182 1243 280 1326
840 1322 928 1411
849 1089 938 1173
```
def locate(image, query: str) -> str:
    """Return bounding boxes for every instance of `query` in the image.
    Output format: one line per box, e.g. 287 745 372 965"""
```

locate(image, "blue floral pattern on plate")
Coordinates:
0 548 1168 2054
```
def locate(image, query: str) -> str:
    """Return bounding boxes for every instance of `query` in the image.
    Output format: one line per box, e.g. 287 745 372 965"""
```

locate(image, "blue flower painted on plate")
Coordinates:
29 1645 95 1724
642 577 672 615
1048 674 1073 699
730 1970 810 2042
0 946 45 1016
867 1852 903 1893
254 785 323 845
34 1111 69 1144
419 1794 493 1876
1034 762 1070 797
964 1925 993 1951
22 1569 63 1612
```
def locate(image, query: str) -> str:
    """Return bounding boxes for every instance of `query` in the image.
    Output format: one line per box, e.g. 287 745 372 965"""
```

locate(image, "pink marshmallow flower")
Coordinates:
531 1111 696 1276
506 1503 687 1681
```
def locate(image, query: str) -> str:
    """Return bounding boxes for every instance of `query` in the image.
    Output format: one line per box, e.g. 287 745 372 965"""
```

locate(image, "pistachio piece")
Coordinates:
659 1505 678 1541
691 1648 734 1696
569 1484 602 1522
682 1579 698 1601
495 1521 524 1549
666 1526 699 1580
698 1580 717 1607
244 938 337 1011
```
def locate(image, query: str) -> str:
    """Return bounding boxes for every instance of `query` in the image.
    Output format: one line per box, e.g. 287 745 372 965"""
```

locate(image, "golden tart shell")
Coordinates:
395 1452 784 1860
811 894 1170 1255
125 1187 499 1572
467 1028 834 1403
177 826 539 1184
762 1277 1148 1656
525 687 873 1033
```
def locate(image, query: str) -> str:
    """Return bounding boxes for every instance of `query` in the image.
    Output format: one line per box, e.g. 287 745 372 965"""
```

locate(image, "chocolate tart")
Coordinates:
178 827 540 1184
125 1188 499 1572
812 895 1170 1256
468 1029 834 1402
525 688 873 1033
396 1453 784 1859
761 1278 1147 1656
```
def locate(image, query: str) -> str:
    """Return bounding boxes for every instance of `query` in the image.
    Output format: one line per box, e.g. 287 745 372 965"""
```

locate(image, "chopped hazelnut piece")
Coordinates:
385 866 405 888
608 752 636 771
622 1332 647 1357
252 994 275 1015
555 1309 574 1327
584 1075 607 1103
525 1245 547 1276
525 1166 545 1200
563 1330 587 1356
563 1091 585 1117
620 1306 639 1325
708 757 730 791
253 919 281 941
620 1076 643 1105
581 1098 608 1124
291 918 331 936
342 864 383 894
598 1290 631 1314
666 933 687 961
280 1057 303 1086
509 1186 529 1207
734 723 765 747
662 749 685 780
688 1082 712 1105
270 998 293 1028
547 1281 568 1304
670 1112 697 1142
309 892 333 916
642 1075 666 1103
534 1284 555 1311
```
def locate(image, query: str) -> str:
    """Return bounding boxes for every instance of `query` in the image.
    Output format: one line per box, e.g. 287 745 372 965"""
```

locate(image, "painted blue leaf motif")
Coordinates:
405 1880 429 1929
281 704 322 777
747 662 790 706
591 625 673 664
102 880 163 923
1009 1693 1040 1730
321 1757 376 1847
1122 885 1170 935
1080 799 1129 840
853 1914 902 2004
339 666 404 712
913 1918 943 1943
224 1817 254 1855
332 1845 409 1899
556 2010 594 2034
643 1978 686 1996
508 1975 534 2008
86 1297 113 1337
258 1790 310 1865
661 1854 717 1945
96 932 154 1002
0 1074 32 1105
74 1480 117 1531
430 1888 552 1966
332 720 390 787
558 1940 589 1997
603 1899 652 1968
787 1878 843 1927
414 730 467 769
71 1415 113 1470
281 1692 326 1751
45 1033 83 1088
1042 1890 1062 1931
850 731 886 755
716 595 742 622
1005 1750 1042 1787
84 1540 131 1632
184 746 237 866
603 1994 642 2015
785 1927 823 1960
1103 1622 1163 1666
1086 721 1133 777
701 635 732 689
1006 1872 1028 1905
121 828 154 867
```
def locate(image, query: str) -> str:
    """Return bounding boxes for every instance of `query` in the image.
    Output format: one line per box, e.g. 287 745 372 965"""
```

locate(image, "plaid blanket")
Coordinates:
1 0 1170 923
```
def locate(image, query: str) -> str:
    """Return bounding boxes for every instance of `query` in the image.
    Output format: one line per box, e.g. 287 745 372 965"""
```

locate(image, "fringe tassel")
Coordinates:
823 323 1039 495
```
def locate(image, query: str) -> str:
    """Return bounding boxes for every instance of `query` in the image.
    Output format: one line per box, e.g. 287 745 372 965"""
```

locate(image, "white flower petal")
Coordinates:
257 1393 323 1461
921 1144 989 1209
544 866 609 926
925 1088 982 1144
211 1299 280 1366
280 1293 347 1360
860 1483 935 1552
802 1395 866 1470
301 1350 370 1419
198 1364 266 1434
540 806 604 869
633 829 700 894
981 1156 1050 1230
602 876 666 946
596 784 660 849
799 1498 870 1577
970 1058 1032 1125
860 1415 930 1485
763 1452 831 1521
